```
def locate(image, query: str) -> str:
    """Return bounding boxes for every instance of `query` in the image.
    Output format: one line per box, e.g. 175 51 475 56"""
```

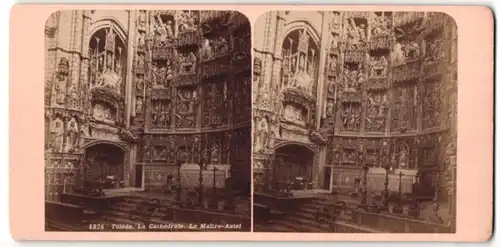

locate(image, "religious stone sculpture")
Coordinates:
50 118 64 152
346 18 366 50
65 117 79 151
178 11 197 32
369 56 388 78
255 117 268 152
371 14 391 36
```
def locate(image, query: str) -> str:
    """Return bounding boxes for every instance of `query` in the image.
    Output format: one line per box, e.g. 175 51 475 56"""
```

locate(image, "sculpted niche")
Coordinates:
279 28 319 129
87 26 127 126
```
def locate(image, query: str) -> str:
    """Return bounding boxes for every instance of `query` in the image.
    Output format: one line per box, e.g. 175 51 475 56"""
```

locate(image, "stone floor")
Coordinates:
254 192 452 233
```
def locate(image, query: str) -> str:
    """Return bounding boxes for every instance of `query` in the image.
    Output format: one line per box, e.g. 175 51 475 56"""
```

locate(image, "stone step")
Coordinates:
287 214 332 232
109 202 137 211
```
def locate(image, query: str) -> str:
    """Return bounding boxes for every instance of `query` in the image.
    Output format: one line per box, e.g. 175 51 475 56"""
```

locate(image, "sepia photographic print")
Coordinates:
44 9 252 232
252 11 457 233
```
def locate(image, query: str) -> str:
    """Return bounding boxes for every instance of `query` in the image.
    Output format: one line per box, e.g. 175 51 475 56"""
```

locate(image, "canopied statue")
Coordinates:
178 10 197 32
346 18 366 50
88 27 126 95
154 14 174 43
371 13 391 36
281 28 319 95
397 142 410 168
65 117 79 151
255 117 269 152
50 117 64 152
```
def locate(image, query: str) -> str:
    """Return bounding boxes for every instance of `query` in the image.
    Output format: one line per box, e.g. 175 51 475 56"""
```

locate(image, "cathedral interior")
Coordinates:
253 11 457 233
44 10 251 231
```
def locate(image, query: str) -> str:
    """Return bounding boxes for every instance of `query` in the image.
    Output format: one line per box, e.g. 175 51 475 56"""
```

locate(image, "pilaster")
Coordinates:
125 11 137 128
316 12 330 129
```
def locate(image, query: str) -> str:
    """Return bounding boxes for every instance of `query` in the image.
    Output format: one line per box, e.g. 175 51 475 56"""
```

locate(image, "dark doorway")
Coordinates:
274 144 315 189
84 143 125 182
323 167 331 190
135 165 143 188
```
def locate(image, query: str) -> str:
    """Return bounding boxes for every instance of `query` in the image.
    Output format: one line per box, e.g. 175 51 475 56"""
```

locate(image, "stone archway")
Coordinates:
273 143 316 190
83 142 128 184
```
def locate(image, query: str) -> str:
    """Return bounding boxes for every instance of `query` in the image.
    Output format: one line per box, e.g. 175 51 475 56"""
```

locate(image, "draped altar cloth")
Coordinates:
180 163 230 189
365 167 417 194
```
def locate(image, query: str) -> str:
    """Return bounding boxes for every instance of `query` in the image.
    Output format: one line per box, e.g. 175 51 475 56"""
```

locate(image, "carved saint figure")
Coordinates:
136 76 144 92
179 52 196 74
154 15 174 44
398 145 409 168
349 108 360 130
330 12 342 33
370 56 388 77
65 117 79 151
157 66 167 88
346 18 365 50
215 36 229 55
165 60 173 84
392 42 406 65
179 11 197 32
328 55 337 73
138 11 147 27
326 101 334 117
201 38 213 60
330 35 339 50
137 32 146 49
136 53 145 72
54 81 66 105
259 79 270 109
255 117 268 152
342 107 360 131
106 53 113 70
328 79 336 94
357 65 365 85
372 14 390 36
211 143 220 164
50 118 64 152
406 41 420 60
158 108 166 126
136 98 143 114
150 63 158 87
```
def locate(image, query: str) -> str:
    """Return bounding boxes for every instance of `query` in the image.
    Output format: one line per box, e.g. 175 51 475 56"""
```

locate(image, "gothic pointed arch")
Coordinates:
88 18 128 44
86 22 128 127
279 23 320 129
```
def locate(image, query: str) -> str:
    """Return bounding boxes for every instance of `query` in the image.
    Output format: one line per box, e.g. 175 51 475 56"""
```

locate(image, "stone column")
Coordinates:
79 10 91 113
125 10 136 128
269 12 286 110
127 144 138 187
313 13 331 189
315 12 330 129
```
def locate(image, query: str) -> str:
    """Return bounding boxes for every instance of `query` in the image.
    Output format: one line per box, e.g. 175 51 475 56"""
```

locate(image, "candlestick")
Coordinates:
175 160 183 204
